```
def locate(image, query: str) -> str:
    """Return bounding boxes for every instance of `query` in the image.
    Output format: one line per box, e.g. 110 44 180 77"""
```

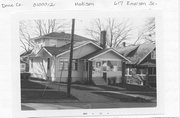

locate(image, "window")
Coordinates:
149 67 156 75
31 59 33 68
96 62 101 68
59 59 78 71
59 61 64 70
47 58 50 70
72 59 78 71
137 69 147 75
59 59 68 70
125 68 136 76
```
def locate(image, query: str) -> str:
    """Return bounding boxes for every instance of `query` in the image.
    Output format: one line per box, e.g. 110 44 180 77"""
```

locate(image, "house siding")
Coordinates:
54 58 88 83
54 43 99 82
29 51 55 80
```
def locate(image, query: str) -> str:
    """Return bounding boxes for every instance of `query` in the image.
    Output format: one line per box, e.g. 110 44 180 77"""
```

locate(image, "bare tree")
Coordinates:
86 18 133 47
34 19 68 37
134 17 155 44
19 21 35 52
20 19 68 53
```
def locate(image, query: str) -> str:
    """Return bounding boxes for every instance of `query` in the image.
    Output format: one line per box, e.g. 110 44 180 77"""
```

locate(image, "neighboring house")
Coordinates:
29 31 130 85
117 42 156 87
20 50 33 72
20 60 27 72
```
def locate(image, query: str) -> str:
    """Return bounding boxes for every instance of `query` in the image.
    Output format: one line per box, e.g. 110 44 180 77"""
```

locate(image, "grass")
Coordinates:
92 91 153 103
21 79 78 103
119 84 156 91
21 79 52 89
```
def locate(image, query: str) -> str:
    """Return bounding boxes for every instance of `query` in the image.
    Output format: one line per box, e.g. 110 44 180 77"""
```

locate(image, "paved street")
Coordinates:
21 79 156 110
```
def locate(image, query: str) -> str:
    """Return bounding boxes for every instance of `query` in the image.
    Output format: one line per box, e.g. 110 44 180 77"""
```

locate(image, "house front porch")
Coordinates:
81 48 130 85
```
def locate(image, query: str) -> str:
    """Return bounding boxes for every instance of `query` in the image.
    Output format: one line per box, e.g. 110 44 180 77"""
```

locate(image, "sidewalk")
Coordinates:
33 80 156 103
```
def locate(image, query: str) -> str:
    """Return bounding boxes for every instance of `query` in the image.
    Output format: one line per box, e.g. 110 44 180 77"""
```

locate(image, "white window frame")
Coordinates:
59 59 78 71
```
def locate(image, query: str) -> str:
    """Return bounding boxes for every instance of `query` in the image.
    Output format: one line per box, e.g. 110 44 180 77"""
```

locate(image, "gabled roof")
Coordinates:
44 43 71 56
37 41 102 57
32 32 96 43
117 42 155 64
81 48 131 62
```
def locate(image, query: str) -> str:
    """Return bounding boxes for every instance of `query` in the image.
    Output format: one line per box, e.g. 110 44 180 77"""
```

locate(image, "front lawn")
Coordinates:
21 79 78 103
92 91 153 103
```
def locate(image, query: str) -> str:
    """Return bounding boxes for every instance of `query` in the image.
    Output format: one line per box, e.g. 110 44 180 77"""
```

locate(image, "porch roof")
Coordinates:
80 48 131 62
140 62 156 67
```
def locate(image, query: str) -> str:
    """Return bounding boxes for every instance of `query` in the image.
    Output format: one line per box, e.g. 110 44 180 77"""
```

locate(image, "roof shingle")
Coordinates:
32 32 96 42
117 42 155 64
44 41 89 56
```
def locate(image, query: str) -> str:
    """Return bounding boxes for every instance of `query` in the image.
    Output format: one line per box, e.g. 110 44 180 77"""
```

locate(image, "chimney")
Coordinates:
122 42 126 47
100 30 106 49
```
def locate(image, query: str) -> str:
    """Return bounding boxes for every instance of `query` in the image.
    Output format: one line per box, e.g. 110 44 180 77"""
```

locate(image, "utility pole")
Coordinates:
67 19 75 97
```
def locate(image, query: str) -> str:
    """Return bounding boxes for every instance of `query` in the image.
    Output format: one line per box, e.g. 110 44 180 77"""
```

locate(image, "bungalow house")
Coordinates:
29 31 130 85
117 42 156 87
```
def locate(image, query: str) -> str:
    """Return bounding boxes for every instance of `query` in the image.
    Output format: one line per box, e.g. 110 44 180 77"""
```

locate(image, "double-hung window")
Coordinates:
59 59 78 71
31 59 33 68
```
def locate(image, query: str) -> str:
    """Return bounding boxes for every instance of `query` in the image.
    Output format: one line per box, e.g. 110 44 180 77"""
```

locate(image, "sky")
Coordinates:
20 17 152 53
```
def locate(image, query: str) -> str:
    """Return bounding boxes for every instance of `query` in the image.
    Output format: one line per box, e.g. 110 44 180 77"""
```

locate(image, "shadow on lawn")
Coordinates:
21 79 78 103
21 79 52 89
